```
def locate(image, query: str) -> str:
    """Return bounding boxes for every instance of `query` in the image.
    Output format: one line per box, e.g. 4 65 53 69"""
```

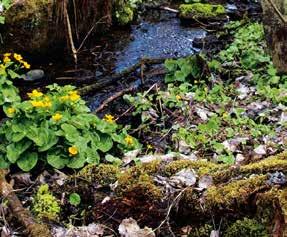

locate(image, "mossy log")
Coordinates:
261 0 287 73
2 0 112 53
0 170 51 237
56 152 287 235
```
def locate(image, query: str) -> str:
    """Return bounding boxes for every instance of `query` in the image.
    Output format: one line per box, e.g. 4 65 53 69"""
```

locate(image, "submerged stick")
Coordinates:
78 57 170 96
0 170 52 237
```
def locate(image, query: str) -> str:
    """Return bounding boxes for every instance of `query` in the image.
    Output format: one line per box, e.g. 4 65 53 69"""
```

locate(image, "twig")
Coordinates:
77 16 109 53
94 85 137 113
266 0 287 23
64 0 78 65
153 188 188 234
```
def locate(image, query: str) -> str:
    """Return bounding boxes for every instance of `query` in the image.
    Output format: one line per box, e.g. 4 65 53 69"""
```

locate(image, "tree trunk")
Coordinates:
261 0 287 73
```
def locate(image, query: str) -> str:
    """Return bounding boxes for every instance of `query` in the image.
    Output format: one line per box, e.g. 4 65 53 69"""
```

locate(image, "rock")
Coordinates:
254 145 267 155
267 172 287 186
23 69 45 81
170 168 197 188
118 218 155 237
235 154 245 165
198 175 213 189
178 140 192 154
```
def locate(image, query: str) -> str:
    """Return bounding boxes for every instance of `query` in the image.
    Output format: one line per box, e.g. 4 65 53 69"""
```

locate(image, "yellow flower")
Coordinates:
7 107 16 115
31 101 45 108
4 53 11 57
0 64 5 70
103 114 115 123
52 113 62 122
60 95 70 101
194 80 198 84
69 93 80 101
176 95 181 100
68 91 80 102
3 57 11 64
147 144 153 149
124 135 134 146
28 89 43 98
68 146 78 156
43 101 52 108
13 53 23 61
23 62 31 69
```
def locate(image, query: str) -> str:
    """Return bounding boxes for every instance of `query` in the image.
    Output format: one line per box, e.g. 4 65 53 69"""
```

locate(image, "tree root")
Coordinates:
0 170 51 237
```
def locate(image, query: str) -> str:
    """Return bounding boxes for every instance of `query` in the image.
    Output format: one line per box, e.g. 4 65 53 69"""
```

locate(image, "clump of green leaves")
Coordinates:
32 184 60 221
164 56 203 83
0 84 140 171
225 218 268 237
0 0 12 24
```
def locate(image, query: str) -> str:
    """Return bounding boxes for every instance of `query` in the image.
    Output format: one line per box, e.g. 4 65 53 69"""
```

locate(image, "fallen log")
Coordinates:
0 170 52 237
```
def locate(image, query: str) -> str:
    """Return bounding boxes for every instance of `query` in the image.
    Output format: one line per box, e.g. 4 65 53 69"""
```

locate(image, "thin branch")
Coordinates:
266 0 287 23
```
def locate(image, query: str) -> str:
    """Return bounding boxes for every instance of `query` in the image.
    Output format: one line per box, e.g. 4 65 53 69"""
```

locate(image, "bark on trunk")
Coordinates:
261 0 287 73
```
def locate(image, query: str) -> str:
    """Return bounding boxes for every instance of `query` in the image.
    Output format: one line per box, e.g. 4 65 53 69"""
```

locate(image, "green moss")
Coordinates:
179 3 226 19
32 184 60 221
78 164 119 186
205 175 267 208
5 0 50 25
224 218 268 237
240 152 287 173
164 160 226 177
117 163 162 199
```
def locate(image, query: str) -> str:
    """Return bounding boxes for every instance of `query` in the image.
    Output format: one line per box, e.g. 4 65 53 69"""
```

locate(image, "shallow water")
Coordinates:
86 11 206 110
113 12 206 72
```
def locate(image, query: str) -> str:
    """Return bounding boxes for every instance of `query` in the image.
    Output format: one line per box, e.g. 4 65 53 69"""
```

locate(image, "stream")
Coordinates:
85 10 206 110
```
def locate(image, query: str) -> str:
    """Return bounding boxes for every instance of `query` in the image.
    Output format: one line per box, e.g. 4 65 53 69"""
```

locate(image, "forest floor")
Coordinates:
1 0 287 237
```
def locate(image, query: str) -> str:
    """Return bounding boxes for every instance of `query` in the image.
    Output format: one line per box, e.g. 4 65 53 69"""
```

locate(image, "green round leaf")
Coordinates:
69 193 81 206
17 152 38 171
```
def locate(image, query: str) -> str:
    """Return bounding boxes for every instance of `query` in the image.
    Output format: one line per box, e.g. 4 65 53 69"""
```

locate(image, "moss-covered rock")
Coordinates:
179 3 226 21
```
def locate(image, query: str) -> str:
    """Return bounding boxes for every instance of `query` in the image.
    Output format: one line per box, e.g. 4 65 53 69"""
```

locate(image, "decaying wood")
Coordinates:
0 170 52 237
261 0 287 73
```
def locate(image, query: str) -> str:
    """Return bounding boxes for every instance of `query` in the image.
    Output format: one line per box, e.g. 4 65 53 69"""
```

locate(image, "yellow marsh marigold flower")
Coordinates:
60 95 69 102
28 89 43 98
3 57 11 64
4 53 11 57
68 146 78 156
124 135 134 146
68 91 80 101
103 114 115 123
7 107 16 115
23 62 31 69
31 101 45 108
176 95 181 100
13 53 23 61
52 113 62 122
43 101 52 108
